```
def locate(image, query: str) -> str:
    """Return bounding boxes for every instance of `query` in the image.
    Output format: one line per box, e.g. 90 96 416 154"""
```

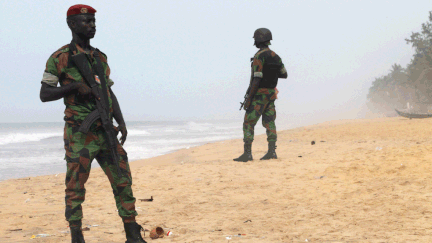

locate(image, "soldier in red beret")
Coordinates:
40 4 147 243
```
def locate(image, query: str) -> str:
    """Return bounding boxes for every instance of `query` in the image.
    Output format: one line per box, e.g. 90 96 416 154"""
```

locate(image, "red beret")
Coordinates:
67 4 96 17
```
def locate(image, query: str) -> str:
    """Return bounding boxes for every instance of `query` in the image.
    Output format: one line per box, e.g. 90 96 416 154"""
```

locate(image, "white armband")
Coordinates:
41 72 59 87
253 72 263 78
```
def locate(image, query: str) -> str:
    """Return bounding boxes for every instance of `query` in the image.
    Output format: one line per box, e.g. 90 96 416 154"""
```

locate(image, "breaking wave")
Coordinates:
0 132 62 146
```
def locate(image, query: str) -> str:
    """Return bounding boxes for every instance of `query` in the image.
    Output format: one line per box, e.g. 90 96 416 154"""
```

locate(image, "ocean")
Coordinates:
0 120 271 181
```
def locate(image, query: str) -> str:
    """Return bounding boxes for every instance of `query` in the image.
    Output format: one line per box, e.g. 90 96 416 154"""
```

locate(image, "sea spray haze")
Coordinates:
367 11 432 116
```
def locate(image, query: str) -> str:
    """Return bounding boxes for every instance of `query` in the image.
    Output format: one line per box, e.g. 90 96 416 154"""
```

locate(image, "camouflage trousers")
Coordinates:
243 88 277 144
64 123 137 224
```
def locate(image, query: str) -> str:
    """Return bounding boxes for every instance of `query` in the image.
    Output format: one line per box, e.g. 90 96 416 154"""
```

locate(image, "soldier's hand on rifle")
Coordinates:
118 123 128 145
74 82 92 96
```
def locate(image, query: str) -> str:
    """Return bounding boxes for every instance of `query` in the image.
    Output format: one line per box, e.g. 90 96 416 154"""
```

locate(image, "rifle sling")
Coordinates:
69 42 99 88
93 49 111 115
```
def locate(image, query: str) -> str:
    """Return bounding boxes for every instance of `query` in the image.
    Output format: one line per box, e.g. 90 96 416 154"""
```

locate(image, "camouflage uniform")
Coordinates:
243 47 286 144
42 43 137 224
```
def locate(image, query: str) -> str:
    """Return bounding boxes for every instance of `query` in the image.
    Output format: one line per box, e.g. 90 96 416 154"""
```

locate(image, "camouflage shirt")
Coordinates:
252 47 287 88
42 43 114 126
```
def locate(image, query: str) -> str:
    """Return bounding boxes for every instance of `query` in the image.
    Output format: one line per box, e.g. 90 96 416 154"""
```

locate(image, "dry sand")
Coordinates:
2 117 432 242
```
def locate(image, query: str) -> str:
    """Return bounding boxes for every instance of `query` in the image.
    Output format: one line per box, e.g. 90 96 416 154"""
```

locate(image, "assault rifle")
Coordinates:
69 42 125 180
239 86 251 110
239 58 255 110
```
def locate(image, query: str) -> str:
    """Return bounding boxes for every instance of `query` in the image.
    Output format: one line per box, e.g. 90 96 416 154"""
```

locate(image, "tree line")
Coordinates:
367 11 432 114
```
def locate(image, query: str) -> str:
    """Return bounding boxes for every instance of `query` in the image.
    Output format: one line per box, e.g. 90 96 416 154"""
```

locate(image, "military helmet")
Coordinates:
253 28 272 42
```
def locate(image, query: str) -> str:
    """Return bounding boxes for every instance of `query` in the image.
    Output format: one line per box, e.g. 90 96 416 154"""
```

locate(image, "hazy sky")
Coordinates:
0 0 430 127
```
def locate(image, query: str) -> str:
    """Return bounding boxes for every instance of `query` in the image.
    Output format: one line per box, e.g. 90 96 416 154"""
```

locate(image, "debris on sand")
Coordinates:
139 196 153 202
150 227 165 239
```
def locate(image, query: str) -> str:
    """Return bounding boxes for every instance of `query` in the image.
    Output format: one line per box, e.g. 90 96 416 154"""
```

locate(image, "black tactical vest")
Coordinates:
256 49 282 89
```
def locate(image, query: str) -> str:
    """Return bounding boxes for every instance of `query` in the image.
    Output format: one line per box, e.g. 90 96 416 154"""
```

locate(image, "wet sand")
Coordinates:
2 117 432 242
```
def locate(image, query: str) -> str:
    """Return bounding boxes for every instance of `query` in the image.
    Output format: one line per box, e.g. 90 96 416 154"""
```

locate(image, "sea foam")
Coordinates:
0 132 62 145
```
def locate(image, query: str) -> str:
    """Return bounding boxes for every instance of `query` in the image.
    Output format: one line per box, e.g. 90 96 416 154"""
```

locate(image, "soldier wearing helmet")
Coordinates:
234 28 288 162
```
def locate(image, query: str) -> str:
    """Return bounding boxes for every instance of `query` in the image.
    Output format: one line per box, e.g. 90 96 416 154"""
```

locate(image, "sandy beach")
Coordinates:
2 117 432 242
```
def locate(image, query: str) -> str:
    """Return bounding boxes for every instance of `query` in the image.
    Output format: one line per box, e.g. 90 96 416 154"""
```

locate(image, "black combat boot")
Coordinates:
233 143 253 162
260 141 277 160
124 222 147 243
69 220 85 243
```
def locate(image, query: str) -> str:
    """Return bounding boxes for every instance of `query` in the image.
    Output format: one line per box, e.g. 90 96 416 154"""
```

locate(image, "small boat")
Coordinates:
395 109 432 119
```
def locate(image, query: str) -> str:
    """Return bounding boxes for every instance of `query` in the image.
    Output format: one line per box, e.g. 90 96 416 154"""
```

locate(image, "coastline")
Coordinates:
0 120 255 182
2 117 432 242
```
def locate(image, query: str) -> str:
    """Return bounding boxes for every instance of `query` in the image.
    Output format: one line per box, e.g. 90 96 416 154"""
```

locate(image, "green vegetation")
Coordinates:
367 11 432 113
